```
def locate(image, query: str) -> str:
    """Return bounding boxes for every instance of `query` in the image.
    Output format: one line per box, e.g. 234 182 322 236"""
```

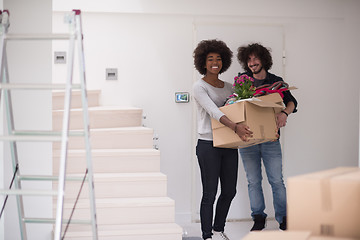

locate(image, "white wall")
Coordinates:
52 0 360 225
1 0 52 239
52 11 196 223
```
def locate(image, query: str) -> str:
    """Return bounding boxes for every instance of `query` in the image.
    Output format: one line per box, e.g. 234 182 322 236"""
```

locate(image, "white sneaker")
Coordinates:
213 231 230 240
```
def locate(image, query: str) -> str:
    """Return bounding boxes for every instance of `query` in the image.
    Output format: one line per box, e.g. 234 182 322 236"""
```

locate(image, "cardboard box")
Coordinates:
309 237 360 240
211 93 284 148
242 231 312 240
287 167 360 239
241 231 359 240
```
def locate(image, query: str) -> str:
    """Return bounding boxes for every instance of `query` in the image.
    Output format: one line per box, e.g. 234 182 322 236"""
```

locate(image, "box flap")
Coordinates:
249 100 284 108
211 101 245 130
242 231 311 240
256 92 283 104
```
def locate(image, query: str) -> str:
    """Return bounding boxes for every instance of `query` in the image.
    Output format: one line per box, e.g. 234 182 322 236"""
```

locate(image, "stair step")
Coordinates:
52 127 153 150
54 173 167 199
63 223 182 240
60 197 176 225
52 89 101 110
53 149 160 174
51 93 180 239
53 106 143 130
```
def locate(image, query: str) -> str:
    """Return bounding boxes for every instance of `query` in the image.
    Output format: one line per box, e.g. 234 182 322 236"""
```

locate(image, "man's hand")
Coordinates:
276 111 288 128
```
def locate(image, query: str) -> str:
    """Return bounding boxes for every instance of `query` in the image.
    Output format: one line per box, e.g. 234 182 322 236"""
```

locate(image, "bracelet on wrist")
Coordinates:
281 110 289 117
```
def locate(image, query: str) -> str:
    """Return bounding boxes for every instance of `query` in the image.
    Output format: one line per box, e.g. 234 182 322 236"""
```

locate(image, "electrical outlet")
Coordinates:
106 68 118 80
54 51 66 64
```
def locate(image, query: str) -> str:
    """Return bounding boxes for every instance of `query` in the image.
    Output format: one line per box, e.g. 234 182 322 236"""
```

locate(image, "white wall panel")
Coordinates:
2 0 52 239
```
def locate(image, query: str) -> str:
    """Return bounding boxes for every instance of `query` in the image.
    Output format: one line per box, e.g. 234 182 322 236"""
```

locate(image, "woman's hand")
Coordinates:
235 123 253 142
219 115 253 142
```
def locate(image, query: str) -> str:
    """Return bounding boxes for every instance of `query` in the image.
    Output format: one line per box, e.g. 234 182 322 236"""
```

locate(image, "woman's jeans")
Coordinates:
239 140 286 224
196 139 238 239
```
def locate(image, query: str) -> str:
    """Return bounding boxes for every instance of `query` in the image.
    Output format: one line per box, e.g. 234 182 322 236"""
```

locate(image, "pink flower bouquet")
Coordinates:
225 74 256 105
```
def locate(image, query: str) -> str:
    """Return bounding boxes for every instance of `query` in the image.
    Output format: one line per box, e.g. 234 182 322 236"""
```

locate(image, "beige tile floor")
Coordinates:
181 219 280 239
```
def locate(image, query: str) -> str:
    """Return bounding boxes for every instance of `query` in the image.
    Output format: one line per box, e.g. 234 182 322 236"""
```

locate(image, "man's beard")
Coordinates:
253 65 263 74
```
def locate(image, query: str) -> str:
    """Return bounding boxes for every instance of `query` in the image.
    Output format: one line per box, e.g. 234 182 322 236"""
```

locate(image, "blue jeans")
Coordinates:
239 140 286 224
196 139 238 239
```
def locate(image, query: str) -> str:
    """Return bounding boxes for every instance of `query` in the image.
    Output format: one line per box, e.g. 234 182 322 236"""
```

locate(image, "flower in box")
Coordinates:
232 74 256 100
225 74 255 105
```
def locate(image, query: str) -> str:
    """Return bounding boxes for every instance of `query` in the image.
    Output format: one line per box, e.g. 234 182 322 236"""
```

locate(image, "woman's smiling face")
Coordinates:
205 52 222 75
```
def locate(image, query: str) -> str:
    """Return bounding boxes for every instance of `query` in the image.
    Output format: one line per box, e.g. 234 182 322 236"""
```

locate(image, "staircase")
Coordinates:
52 90 183 240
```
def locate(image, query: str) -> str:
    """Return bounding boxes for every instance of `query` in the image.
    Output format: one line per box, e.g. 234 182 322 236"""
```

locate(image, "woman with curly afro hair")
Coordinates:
192 39 253 240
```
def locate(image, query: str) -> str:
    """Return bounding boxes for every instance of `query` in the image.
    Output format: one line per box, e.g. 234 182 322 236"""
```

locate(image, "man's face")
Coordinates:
247 54 263 74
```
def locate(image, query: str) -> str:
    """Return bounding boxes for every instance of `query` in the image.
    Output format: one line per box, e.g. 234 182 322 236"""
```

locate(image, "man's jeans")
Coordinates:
239 140 286 224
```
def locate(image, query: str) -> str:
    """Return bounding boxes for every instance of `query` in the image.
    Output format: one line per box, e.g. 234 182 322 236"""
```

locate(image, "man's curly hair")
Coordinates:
193 39 233 75
237 43 273 72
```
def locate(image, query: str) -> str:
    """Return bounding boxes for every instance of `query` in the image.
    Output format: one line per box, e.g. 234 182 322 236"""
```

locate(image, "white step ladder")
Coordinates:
0 9 98 240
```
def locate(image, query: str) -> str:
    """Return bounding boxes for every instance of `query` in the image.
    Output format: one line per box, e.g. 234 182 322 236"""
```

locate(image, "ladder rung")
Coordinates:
0 83 82 90
24 218 91 224
5 33 73 40
0 189 58 196
1 11 98 240
19 175 87 182
0 135 62 142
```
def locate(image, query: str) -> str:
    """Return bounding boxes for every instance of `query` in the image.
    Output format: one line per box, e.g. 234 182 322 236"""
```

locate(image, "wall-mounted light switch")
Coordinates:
54 51 66 64
106 68 118 80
